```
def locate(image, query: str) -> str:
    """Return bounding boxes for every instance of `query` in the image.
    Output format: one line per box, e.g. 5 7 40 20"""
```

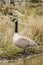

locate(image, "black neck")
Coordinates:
15 21 18 33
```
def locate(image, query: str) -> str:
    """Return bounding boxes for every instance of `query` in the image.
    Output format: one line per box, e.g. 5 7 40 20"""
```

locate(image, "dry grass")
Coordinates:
0 5 43 59
18 15 43 45
0 8 43 47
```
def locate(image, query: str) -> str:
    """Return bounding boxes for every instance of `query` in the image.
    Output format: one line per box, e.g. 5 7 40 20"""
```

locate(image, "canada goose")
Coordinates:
12 18 38 54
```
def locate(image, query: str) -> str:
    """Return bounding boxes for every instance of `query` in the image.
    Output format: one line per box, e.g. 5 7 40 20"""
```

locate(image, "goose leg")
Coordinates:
25 48 29 55
22 48 30 54
22 49 27 57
